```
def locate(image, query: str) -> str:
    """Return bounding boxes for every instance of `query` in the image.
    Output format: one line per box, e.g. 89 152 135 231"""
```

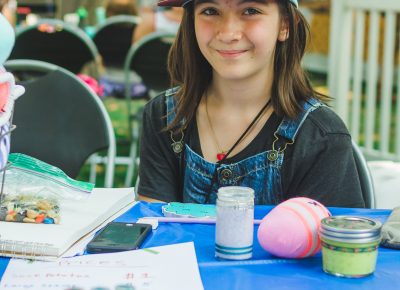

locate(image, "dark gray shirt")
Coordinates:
138 94 365 208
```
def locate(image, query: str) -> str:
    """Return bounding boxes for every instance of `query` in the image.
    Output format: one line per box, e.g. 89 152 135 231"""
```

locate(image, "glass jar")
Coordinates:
215 186 255 260
320 216 382 278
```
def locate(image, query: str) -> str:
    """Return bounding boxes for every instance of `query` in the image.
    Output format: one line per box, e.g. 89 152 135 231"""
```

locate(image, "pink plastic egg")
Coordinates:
257 197 331 258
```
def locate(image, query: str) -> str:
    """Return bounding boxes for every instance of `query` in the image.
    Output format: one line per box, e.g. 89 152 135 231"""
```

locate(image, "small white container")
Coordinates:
215 186 254 260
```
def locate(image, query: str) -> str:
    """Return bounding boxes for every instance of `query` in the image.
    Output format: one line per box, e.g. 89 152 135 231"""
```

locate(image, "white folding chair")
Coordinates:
352 140 376 208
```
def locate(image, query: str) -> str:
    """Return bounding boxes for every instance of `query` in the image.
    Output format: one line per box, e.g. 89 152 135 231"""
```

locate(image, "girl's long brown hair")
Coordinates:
166 0 329 131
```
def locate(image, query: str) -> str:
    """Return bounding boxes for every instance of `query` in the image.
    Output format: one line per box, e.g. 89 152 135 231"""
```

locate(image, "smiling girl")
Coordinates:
137 0 365 208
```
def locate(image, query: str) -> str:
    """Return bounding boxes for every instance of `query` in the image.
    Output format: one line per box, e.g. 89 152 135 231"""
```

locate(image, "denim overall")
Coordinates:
165 88 322 205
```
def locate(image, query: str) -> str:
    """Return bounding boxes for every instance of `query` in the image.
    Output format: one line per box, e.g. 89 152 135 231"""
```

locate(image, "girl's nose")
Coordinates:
215 16 242 43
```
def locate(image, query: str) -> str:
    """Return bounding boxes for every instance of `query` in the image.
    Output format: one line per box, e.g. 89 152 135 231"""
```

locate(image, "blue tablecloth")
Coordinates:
0 202 398 290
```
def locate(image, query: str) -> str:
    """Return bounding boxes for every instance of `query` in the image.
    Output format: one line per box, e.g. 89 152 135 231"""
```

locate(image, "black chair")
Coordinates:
93 15 141 69
117 32 175 186
9 19 100 76
124 31 175 97
4 59 116 187
93 15 144 99
352 140 376 208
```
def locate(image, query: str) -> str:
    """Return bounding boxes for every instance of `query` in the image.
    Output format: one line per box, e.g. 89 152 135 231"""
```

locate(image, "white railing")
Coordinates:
328 0 400 161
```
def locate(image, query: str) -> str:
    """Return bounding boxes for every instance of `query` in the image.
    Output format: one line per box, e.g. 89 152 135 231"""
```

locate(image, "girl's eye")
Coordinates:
244 8 261 15
200 7 218 16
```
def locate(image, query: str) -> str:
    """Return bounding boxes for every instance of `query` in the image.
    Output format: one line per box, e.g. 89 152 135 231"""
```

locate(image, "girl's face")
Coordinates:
194 0 288 82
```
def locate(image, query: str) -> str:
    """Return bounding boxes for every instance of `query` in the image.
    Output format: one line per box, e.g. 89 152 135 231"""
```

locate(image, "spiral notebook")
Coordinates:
0 187 136 261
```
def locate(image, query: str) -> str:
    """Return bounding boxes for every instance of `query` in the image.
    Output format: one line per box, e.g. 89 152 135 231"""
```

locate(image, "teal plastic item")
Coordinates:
76 6 88 19
7 153 94 194
162 202 216 218
84 26 96 39
95 7 106 25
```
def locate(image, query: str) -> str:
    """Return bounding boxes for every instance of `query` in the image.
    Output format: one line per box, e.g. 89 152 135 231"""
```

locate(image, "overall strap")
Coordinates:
165 87 185 154
267 98 323 161
276 98 323 141
165 87 180 126
165 87 185 201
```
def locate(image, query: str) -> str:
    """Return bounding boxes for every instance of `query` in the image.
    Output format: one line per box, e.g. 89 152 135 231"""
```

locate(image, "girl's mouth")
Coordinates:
216 50 247 58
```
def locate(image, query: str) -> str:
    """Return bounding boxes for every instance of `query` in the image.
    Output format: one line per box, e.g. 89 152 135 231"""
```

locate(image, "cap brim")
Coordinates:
158 0 193 6
158 0 297 8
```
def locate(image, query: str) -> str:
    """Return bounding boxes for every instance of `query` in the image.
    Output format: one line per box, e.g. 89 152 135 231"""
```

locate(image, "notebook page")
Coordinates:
0 188 136 260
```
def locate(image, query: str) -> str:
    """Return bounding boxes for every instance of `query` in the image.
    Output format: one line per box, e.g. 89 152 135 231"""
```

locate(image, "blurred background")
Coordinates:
1 0 399 208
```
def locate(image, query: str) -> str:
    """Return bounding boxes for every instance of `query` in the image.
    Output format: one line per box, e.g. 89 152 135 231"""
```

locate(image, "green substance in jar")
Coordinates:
321 237 380 277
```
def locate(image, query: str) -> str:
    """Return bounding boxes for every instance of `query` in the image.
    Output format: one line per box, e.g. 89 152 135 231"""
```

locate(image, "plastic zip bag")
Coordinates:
0 153 94 224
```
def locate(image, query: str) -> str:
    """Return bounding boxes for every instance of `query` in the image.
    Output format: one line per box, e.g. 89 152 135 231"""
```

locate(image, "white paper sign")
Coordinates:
0 242 204 290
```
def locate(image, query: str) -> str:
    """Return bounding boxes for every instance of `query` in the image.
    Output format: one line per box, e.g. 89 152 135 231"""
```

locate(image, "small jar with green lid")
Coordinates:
319 216 382 278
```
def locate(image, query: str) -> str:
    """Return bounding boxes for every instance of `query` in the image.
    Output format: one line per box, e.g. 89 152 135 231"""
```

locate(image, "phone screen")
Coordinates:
87 222 152 253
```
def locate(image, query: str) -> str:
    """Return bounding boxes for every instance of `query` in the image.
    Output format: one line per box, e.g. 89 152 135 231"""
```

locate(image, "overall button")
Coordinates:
221 168 232 180
267 150 278 161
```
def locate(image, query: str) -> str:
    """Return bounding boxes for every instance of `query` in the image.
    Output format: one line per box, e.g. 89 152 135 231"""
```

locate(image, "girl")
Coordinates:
137 0 365 207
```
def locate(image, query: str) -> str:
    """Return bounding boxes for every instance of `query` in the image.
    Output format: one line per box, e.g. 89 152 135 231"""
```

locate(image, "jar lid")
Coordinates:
217 186 254 203
320 216 382 244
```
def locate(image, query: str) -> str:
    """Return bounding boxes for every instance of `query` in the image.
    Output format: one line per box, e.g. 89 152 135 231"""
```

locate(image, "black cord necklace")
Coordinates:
204 98 272 203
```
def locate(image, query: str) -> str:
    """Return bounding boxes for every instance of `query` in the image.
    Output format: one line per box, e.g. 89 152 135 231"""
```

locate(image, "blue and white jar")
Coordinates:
215 186 255 260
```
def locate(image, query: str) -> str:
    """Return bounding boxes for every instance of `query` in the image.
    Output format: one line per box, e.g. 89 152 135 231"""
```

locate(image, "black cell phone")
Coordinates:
86 222 152 254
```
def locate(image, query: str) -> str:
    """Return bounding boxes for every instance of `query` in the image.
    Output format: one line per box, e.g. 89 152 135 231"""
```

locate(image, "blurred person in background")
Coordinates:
0 0 17 26
132 6 182 42
105 0 138 17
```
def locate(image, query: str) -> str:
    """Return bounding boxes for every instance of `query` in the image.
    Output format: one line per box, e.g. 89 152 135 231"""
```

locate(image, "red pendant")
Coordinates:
217 153 226 161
